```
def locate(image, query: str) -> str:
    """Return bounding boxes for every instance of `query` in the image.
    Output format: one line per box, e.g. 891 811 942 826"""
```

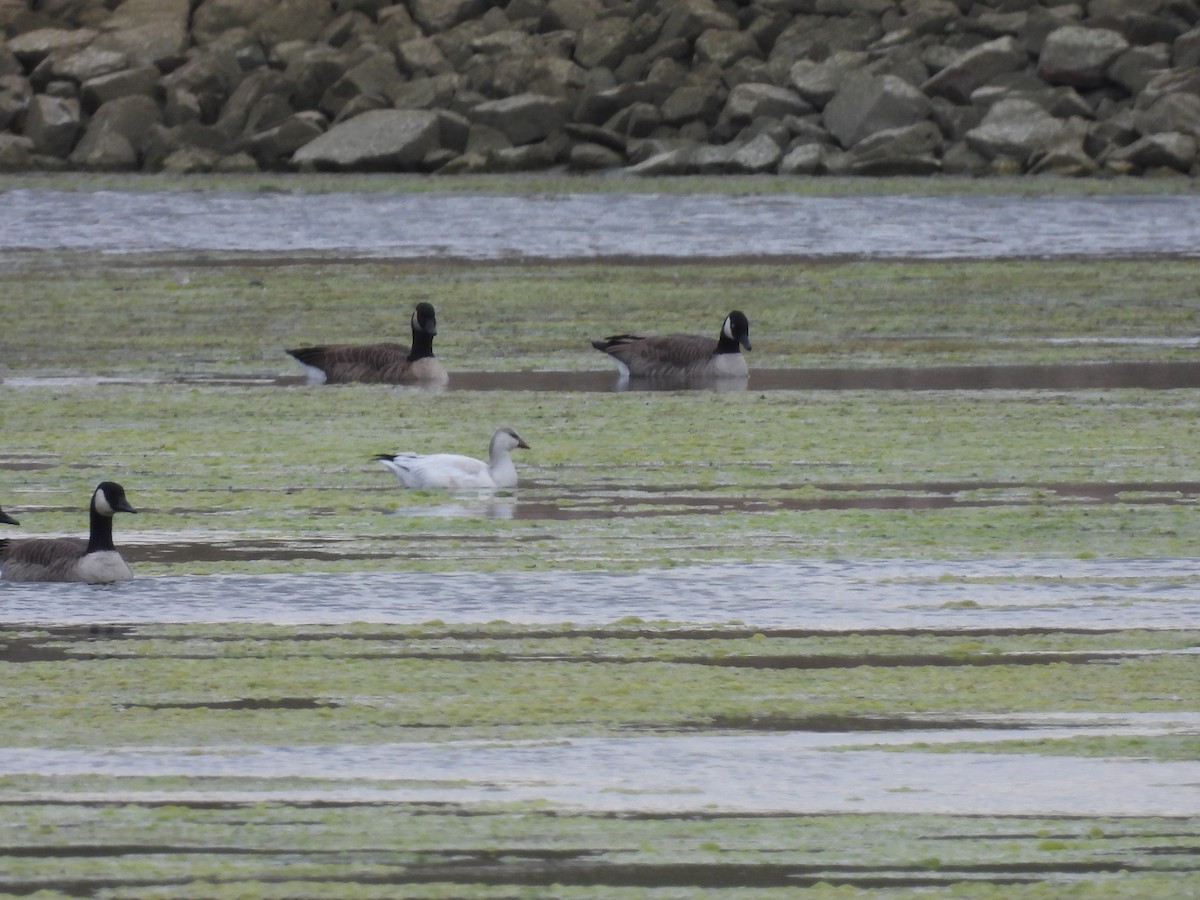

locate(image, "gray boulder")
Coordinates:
1037 26 1130 88
719 83 810 128
694 29 762 69
320 51 404 119
7 28 97 69
823 71 933 149
726 133 783 174
604 101 660 139
574 16 638 70
395 36 452 78
659 0 737 45
160 43 243 99
81 66 160 112
36 47 128 86
965 98 1067 165
241 111 326 165
1108 131 1197 172
626 146 696 176
1108 43 1172 96
192 0 275 45
848 118 943 175
1174 26 1200 69
568 141 624 171
218 68 294 139
575 82 670 127
470 92 569 145
661 84 724 126
1028 138 1096 176
788 51 869 108
1137 68 1200 109
254 0 336 46
1135 92 1200 138
779 142 825 175
543 0 605 32
69 94 160 169
161 145 221 173
283 45 350 112
0 133 33 170
1086 110 1139 158
0 39 19 79
0 74 31 131
922 36 1028 104
491 55 588 101
391 74 461 111
91 0 189 68
408 0 487 34
22 94 81 157
292 108 441 170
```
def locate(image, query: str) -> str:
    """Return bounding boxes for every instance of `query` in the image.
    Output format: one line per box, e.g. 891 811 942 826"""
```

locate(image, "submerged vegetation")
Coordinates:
3 254 1200 571
2 196 1199 896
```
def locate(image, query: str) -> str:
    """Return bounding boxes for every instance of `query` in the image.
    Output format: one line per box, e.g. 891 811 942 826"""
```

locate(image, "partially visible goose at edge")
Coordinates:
377 428 530 491
591 310 751 380
0 482 137 583
287 301 449 385
0 507 18 526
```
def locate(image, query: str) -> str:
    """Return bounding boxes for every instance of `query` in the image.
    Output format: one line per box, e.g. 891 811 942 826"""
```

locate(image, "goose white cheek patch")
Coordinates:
92 488 114 517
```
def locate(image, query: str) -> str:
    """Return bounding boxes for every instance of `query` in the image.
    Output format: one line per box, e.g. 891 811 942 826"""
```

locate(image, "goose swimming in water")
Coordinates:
0 507 18 527
377 428 530 491
0 482 136 583
287 301 449 385
591 310 751 380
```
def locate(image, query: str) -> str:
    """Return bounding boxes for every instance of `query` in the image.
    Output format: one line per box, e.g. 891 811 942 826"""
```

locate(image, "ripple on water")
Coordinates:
1 559 1198 629
6 191 1200 259
3 721 1199 815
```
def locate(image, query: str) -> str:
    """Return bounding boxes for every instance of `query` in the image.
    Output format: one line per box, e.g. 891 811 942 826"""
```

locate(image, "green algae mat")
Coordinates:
2 216 1200 896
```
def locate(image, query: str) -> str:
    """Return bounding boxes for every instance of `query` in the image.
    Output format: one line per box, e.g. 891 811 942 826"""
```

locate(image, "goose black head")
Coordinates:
92 482 137 518
723 310 751 352
413 302 438 337
0 507 18 526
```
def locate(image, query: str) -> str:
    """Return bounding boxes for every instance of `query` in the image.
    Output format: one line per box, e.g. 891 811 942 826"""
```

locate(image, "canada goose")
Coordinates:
591 310 751 380
377 428 530 491
0 507 17 526
0 482 137 583
287 301 449 385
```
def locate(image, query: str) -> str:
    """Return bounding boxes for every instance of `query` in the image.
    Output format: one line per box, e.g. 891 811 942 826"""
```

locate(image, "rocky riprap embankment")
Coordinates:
2 0 1200 177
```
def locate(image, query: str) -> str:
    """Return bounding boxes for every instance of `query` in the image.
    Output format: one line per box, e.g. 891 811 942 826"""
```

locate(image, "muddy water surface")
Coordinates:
2 558 1197 628
7 189 1200 259
4 722 1198 815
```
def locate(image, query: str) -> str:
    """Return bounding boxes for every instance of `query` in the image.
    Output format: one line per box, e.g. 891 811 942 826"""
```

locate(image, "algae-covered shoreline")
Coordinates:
2 226 1199 896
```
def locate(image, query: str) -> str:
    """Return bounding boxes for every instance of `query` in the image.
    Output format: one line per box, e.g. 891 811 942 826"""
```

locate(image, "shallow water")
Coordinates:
2 558 1198 628
9 360 1200 393
4 720 1198 815
6 189 1200 259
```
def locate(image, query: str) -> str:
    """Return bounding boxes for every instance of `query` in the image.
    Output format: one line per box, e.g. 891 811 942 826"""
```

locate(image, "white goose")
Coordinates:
376 428 530 491
0 482 137 583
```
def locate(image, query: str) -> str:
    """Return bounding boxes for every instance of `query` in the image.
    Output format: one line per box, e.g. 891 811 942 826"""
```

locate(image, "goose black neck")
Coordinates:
86 506 116 554
408 326 436 361
716 331 741 354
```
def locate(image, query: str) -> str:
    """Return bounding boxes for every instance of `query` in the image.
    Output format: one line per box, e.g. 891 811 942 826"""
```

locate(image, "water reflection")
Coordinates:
3 721 1198 815
390 498 517 519
6 190 1200 260
9 361 1200 392
2 558 1198 628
